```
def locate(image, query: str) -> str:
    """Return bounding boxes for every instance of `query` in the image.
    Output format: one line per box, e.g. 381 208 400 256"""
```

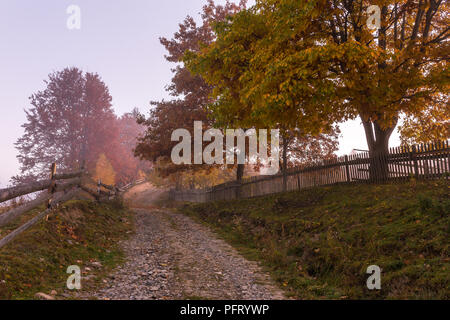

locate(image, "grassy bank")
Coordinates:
179 180 449 299
0 199 133 299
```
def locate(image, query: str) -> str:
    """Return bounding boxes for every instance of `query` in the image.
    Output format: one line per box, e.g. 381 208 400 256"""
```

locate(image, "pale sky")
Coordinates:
0 0 400 187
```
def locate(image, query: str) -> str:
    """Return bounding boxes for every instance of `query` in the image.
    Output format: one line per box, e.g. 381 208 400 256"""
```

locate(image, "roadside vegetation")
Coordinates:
179 180 449 299
0 199 133 299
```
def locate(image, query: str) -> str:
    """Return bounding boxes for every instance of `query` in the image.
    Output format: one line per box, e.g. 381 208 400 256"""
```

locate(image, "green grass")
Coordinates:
178 179 449 299
0 199 133 300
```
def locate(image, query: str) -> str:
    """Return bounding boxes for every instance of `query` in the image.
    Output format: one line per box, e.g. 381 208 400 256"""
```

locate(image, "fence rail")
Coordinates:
169 140 450 203
0 163 131 249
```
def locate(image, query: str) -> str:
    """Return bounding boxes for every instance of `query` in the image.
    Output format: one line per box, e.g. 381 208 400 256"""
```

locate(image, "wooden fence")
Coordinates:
169 140 450 203
0 163 133 249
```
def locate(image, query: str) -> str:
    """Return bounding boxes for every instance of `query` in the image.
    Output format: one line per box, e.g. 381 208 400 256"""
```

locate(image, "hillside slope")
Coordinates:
179 180 449 299
0 199 133 299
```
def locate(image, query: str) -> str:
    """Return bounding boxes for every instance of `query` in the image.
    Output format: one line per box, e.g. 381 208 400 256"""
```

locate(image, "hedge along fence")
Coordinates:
169 140 450 203
0 163 124 249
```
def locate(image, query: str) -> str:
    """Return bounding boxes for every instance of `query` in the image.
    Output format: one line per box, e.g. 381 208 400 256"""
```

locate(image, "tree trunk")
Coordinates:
362 117 397 181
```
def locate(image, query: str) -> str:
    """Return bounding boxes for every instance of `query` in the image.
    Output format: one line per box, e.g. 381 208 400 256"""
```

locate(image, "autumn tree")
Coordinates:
186 0 449 180
254 0 449 178
135 0 247 181
13 67 120 184
307 0 449 178
93 153 116 186
185 4 341 189
113 109 151 184
398 98 449 144
278 127 340 190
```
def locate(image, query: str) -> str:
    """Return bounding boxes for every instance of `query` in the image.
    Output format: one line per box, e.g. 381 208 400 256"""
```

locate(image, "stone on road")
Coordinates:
90 184 286 300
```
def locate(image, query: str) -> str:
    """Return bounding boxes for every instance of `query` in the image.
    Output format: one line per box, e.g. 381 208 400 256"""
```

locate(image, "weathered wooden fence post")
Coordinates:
234 181 242 199
79 160 85 188
47 163 57 209
97 179 101 199
344 155 351 183
411 145 419 179
80 160 86 175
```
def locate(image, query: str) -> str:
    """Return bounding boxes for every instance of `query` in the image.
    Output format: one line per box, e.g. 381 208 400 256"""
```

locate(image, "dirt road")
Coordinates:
90 183 285 300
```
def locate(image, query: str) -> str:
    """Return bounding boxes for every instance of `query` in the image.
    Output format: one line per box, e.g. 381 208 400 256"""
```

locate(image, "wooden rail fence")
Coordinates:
169 140 450 203
0 163 133 249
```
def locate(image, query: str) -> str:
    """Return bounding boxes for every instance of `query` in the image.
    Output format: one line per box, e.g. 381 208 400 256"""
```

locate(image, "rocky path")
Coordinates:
88 184 285 300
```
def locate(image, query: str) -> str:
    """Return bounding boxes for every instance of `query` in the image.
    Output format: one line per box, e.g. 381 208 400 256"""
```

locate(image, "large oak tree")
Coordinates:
186 0 449 180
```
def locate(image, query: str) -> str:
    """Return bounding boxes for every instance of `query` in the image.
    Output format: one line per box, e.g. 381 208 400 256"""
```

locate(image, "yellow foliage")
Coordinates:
93 153 116 186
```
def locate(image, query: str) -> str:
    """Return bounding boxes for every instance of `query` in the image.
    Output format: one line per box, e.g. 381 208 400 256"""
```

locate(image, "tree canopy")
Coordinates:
135 0 247 180
13 67 149 185
185 0 449 178
186 0 449 140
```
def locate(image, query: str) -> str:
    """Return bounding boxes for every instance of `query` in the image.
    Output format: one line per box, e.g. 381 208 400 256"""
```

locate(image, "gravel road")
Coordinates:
89 184 286 300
